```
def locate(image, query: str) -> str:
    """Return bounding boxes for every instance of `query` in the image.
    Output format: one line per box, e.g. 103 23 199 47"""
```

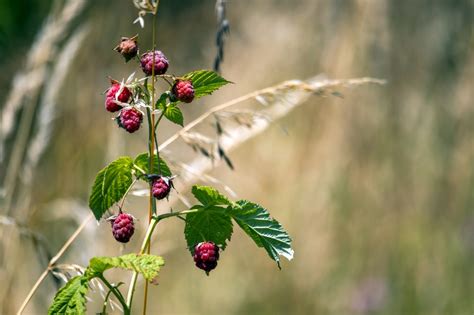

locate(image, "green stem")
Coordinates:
98 275 129 315
125 208 198 307
155 209 199 221
153 111 166 174
119 178 138 210
101 282 124 315
133 164 147 177
101 288 114 315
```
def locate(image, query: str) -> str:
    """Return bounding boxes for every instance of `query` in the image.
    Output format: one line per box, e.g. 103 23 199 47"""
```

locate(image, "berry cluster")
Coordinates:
172 80 195 103
105 35 214 273
140 50 169 76
193 242 220 274
110 212 135 243
105 83 131 112
104 37 195 135
151 176 173 200
116 107 143 133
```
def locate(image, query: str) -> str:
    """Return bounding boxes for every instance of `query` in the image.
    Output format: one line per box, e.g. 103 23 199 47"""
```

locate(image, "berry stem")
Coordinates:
119 178 138 210
126 208 199 308
101 285 115 315
133 164 147 177
98 275 130 315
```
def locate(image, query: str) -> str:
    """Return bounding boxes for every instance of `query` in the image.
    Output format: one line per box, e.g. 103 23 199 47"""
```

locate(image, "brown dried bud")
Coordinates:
114 35 138 62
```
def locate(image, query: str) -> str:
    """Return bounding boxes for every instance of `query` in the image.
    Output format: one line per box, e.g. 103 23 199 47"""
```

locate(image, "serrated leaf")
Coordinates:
230 200 294 268
89 254 165 281
88 157 134 221
134 152 172 177
163 105 184 126
155 92 168 109
48 276 89 315
185 205 233 252
191 185 233 206
183 70 231 98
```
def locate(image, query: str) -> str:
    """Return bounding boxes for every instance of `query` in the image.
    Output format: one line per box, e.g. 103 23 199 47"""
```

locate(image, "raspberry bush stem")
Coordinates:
153 111 166 175
126 208 199 308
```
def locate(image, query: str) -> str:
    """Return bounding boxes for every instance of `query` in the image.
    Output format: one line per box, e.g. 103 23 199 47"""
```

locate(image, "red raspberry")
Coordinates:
172 80 195 103
140 50 169 76
117 107 143 133
111 213 135 243
193 242 220 274
114 35 138 62
152 177 171 200
105 84 132 112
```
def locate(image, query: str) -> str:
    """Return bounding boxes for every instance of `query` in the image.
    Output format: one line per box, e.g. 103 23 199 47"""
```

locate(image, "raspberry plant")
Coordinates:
47 3 293 315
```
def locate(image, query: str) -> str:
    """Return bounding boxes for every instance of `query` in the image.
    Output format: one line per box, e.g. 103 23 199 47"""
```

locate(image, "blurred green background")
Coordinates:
1 0 473 314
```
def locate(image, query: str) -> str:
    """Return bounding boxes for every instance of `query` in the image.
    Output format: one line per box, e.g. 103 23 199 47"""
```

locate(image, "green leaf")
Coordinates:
156 92 183 125
89 254 165 281
155 92 168 109
48 276 89 315
88 157 134 221
183 70 231 98
192 185 233 206
185 205 233 252
134 152 172 177
163 105 184 126
230 200 294 268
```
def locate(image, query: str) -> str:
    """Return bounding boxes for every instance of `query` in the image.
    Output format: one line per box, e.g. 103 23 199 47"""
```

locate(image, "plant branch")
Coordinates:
101 285 115 315
120 178 139 210
133 164 147 176
126 215 158 308
143 10 160 315
98 275 129 315
153 111 166 174
125 208 198 307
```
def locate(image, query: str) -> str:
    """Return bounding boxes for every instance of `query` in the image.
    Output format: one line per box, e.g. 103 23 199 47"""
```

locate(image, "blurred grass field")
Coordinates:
1 0 473 314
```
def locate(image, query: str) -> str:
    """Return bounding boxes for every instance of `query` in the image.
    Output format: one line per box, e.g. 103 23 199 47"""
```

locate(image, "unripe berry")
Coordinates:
140 50 169 76
172 80 195 103
114 35 138 62
152 177 172 200
193 241 220 274
117 107 143 133
105 84 132 112
111 213 135 243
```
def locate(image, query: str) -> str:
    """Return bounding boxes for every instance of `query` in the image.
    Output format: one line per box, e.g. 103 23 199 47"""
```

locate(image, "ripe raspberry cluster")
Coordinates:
193 241 220 274
104 42 196 137
140 50 169 76
116 107 143 133
152 176 172 200
110 212 135 243
105 84 132 112
172 80 195 103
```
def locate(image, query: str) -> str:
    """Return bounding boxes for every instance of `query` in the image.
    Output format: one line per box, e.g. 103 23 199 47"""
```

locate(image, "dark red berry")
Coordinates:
117 107 143 133
105 84 132 112
140 50 169 76
172 80 195 103
114 35 138 62
152 177 172 200
193 241 220 274
111 213 135 243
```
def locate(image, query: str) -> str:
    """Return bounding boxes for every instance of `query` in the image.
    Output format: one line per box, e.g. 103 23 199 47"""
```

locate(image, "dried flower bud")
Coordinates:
114 35 138 62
